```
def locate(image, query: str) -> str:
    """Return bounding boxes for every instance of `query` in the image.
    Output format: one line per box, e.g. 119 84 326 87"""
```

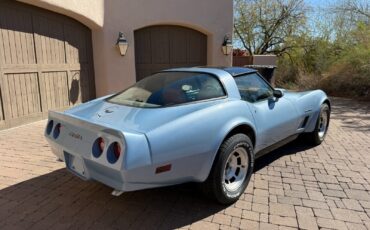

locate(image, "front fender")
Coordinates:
287 89 329 133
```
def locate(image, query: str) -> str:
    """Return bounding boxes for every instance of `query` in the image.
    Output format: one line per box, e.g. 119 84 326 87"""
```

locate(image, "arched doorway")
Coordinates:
0 0 95 129
134 25 207 81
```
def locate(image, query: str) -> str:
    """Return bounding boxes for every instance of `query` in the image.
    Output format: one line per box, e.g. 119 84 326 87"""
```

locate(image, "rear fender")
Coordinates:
201 118 256 181
145 100 256 183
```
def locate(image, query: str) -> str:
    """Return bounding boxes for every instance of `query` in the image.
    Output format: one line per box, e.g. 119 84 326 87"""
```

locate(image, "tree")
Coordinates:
333 0 370 19
234 0 308 56
327 0 370 42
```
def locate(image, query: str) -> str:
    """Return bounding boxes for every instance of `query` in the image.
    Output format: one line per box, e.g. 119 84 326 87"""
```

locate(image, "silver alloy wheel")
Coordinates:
222 147 249 192
318 108 329 139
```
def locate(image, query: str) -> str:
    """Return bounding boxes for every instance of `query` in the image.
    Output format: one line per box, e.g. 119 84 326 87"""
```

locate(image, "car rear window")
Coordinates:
107 72 226 108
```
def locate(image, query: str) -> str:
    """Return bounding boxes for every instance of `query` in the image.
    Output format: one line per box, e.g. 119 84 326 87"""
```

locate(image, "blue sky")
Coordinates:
306 0 334 7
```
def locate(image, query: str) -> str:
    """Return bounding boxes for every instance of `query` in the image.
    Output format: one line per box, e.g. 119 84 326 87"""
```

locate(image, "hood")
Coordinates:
65 98 227 133
276 88 315 101
278 89 325 113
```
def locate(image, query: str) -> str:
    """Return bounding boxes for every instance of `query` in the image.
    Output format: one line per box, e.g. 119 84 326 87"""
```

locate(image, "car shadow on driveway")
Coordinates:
0 169 226 229
254 137 314 172
0 138 315 230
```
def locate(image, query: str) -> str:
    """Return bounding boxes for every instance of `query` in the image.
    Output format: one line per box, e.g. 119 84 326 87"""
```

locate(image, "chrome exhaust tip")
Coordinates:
111 190 124 196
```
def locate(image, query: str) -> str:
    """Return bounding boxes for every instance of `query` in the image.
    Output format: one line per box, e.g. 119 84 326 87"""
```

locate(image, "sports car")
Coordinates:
45 67 330 204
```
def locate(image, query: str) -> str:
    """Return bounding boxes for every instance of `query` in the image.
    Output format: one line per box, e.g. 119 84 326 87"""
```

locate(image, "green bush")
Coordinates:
319 24 370 100
320 44 370 99
275 23 370 100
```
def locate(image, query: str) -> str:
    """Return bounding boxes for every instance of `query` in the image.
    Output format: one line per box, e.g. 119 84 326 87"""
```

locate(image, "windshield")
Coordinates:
107 71 226 108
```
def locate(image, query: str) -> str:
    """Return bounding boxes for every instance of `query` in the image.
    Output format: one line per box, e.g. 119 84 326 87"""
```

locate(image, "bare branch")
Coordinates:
233 0 308 55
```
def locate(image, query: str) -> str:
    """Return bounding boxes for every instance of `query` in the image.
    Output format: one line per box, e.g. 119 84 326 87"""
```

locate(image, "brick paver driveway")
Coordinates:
0 98 369 230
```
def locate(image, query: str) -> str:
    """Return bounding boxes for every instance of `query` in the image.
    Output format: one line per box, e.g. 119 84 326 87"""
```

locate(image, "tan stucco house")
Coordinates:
0 0 233 129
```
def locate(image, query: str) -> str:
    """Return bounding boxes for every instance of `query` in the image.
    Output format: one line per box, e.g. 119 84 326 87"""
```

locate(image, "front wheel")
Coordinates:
201 134 254 204
306 103 330 145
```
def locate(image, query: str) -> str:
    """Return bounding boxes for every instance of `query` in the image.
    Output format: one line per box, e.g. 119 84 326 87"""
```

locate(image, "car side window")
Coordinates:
234 73 273 103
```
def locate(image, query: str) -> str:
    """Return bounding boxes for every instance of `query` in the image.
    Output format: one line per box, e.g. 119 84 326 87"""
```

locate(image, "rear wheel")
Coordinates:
306 103 330 145
201 134 254 204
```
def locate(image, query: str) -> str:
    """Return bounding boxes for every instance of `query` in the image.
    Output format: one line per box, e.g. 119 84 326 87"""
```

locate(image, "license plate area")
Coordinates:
64 152 86 179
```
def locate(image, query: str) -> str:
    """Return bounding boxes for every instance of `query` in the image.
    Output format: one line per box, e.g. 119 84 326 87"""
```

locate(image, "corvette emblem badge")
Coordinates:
69 131 82 140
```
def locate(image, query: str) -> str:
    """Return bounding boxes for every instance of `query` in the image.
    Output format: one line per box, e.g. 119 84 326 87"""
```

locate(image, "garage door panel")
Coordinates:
135 29 151 64
170 28 188 64
151 27 170 64
79 68 94 103
33 15 65 64
188 30 207 64
69 70 89 105
69 67 95 104
0 73 12 119
0 7 35 65
39 71 69 111
24 73 39 114
65 24 89 64
0 79 4 122
0 95 3 122
1 73 41 119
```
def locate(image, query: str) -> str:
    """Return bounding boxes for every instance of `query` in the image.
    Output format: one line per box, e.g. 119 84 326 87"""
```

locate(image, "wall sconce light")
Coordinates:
222 35 233 55
116 32 128 56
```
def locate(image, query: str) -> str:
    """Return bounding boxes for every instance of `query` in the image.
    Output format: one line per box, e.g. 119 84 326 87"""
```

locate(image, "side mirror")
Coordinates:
273 89 284 98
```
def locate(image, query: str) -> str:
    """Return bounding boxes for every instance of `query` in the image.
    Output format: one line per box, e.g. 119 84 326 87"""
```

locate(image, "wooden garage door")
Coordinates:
134 25 207 81
0 0 95 130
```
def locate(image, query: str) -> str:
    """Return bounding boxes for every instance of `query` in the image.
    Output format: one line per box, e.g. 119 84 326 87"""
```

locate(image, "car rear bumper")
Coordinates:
47 140 171 192
44 111 158 192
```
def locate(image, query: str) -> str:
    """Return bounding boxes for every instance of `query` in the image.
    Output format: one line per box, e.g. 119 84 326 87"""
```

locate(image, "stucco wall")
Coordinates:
18 0 233 97
17 0 104 29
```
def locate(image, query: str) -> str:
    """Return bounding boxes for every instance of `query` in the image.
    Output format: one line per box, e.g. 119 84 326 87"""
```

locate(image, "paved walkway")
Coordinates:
0 98 369 230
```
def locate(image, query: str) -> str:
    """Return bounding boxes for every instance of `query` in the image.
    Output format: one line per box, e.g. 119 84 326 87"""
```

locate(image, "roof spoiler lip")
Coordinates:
47 110 144 137
159 66 258 76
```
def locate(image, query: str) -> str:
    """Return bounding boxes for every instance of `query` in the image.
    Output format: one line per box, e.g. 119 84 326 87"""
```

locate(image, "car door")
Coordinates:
234 73 299 152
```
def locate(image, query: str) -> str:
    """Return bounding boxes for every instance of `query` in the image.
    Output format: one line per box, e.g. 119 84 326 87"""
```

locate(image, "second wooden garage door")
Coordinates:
134 25 207 81
0 1 95 130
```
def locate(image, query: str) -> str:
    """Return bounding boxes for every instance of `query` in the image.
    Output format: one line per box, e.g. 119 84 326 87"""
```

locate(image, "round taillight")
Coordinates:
53 123 61 139
99 138 105 152
92 137 105 158
107 142 121 164
46 120 54 135
113 142 121 159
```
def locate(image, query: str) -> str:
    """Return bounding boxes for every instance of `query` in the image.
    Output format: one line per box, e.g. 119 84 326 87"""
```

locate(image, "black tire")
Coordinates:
305 103 330 145
201 134 254 204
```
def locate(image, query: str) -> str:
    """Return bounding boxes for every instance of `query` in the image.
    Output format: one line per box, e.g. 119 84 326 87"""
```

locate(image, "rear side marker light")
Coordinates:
53 123 61 139
107 142 121 164
92 137 105 158
46 120 54 135
155 164 172 174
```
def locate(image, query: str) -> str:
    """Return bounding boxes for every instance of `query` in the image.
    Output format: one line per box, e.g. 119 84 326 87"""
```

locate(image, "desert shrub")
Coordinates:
319 45 370 99
275 23 370 100
275 58 300 89
319 23 370 100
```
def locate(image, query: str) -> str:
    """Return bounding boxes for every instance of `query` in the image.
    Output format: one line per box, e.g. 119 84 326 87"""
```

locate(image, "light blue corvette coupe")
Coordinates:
45 67 330 204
